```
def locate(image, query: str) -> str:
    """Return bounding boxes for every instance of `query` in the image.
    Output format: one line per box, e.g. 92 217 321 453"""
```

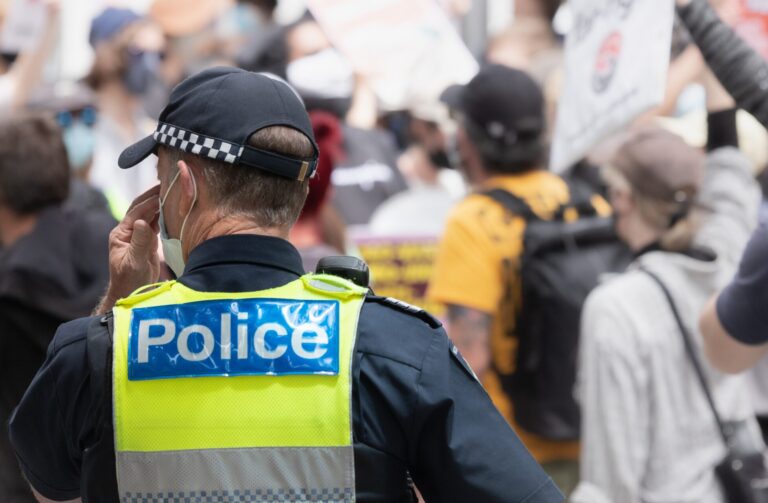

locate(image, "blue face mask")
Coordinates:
123 51 162 96
217 3 263 39
62 121 95 171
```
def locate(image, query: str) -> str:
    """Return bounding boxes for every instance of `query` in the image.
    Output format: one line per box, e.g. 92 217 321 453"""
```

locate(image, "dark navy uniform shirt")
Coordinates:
9 235 562 503
717 221 768 345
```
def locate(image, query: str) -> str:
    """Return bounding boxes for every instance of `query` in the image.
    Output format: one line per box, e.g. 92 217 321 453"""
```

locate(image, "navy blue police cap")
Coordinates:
118 67 319 181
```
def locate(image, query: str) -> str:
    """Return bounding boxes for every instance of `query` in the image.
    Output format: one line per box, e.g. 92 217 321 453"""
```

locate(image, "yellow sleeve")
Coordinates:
428 203 507 314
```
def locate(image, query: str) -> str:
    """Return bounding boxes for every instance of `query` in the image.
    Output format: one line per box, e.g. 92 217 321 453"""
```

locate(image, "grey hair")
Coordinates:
163 125 314 229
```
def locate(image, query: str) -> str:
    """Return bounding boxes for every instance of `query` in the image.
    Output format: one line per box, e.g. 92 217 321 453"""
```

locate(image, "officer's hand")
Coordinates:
94 186 161 315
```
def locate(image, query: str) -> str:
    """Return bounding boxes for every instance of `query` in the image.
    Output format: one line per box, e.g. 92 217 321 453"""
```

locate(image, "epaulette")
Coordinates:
365 295 443 329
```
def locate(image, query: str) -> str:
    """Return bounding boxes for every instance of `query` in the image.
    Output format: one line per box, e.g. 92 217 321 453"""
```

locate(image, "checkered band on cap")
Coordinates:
153 123 245 164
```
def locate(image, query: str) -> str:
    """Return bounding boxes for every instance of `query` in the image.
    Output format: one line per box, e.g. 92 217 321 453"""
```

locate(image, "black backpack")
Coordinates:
484 180 631 440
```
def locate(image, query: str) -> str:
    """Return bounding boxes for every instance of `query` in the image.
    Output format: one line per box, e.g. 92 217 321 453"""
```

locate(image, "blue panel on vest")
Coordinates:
127 298 340 380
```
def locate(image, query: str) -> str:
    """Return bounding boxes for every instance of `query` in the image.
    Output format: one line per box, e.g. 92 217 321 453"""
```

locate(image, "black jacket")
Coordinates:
1 206 114 503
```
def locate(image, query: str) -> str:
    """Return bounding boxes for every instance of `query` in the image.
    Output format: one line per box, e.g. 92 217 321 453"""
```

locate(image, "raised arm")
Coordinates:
677 0 768 128
692 67 760 263
4 0 61 111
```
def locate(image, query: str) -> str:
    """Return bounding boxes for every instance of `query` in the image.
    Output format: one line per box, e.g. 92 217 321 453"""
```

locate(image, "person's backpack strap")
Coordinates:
484 178 602 222
482 188 539 220
560 178 599 218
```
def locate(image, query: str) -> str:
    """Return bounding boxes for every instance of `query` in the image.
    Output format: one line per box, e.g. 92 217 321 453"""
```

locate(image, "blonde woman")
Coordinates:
574 126 764 503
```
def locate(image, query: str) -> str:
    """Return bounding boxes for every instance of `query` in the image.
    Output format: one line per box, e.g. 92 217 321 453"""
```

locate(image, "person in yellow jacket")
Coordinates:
9 67 562 503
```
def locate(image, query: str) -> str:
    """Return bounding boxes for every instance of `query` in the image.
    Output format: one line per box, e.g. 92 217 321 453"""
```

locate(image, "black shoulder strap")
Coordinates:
365 294 443 329
481 188 538 220
642 269 731 446
564 177 595 208
563 178 599 217
483 179 601 221
86 313 113 415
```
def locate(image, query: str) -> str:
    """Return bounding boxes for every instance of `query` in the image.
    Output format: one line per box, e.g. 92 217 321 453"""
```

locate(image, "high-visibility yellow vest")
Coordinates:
112 274 367 503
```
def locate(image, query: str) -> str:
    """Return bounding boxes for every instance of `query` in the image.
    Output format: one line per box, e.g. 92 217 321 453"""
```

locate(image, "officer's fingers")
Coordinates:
109 222 132 248
114 200 158 246
123 185 161 226
114 206 158 246
131 184 161 208
148 207 160 234
130 219 158 256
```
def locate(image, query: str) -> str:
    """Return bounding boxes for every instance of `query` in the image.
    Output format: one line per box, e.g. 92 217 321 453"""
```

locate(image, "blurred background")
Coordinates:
0 0 578 313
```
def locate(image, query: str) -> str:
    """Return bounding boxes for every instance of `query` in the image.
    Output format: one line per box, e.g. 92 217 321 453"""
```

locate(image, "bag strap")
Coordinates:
482 188 538 220
642 269 731 446
562 178 599 218
483 180 599 222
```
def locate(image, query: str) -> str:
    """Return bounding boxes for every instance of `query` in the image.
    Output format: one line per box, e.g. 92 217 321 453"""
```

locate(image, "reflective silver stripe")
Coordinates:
307 279 349 293
117 446 354 503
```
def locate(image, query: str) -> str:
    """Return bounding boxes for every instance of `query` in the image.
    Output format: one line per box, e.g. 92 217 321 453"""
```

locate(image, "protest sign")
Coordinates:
353 234 444 318
736 0 768 59
0 0 47 53
550 0 675 172
307 0 477 111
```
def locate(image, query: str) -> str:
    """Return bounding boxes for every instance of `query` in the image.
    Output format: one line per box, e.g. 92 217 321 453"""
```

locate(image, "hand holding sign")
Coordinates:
307 0 477 111
0 0 54 53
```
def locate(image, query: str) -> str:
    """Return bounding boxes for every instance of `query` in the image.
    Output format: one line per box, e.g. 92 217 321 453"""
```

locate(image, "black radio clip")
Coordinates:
315 256 370 289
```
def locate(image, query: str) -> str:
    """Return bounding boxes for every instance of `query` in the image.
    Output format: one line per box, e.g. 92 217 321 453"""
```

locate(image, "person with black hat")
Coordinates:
428 64 606 493
8 67 562 503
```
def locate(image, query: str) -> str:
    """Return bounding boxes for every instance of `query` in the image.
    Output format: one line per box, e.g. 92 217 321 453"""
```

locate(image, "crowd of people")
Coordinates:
2 0 768 502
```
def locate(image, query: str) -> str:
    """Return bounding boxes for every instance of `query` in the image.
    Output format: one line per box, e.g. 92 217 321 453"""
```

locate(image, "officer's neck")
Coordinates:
182 213 289 260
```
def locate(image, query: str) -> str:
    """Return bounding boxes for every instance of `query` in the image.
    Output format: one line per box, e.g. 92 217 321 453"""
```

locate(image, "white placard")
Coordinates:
0 0 47 53
307 0 478 111
550 0 675 172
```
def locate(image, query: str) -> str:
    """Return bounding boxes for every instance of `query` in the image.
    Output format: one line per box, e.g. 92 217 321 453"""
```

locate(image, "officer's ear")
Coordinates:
176 158 198 217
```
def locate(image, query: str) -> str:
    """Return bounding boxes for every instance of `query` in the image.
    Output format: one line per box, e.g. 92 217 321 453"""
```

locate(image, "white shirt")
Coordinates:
368 185 458 237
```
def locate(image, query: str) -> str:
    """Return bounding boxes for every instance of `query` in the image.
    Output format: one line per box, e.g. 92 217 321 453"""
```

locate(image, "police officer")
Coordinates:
9 67 562 503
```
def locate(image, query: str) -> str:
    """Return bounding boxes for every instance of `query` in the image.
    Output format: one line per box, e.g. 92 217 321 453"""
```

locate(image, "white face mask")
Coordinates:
286 48 354 100
158 168 197 277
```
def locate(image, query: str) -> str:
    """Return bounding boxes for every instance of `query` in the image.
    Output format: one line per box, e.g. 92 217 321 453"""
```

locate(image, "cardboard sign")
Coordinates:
354 235 444 318
0 0 47 53
736 0 768 60
550 0 675 172
307 0 477 110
